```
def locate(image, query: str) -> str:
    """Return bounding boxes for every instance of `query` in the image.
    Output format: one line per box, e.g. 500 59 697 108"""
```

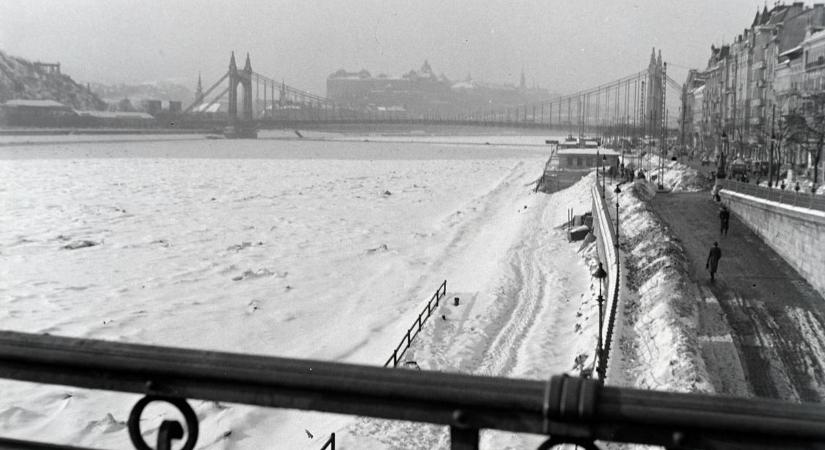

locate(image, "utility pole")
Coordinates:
770 104 776 187
659 62 667 190
640 78 646 141
634 77 638 142
730 51 739 161
624 79 629 150
596 87 601 137
680 80 688 158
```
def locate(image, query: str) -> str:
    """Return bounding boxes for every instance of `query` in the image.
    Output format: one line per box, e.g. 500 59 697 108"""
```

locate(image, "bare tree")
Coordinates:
784 92 825 192
758 110 796 187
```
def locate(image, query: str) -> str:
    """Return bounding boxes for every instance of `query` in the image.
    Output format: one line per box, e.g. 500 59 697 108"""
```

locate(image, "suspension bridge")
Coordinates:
181 49 684 140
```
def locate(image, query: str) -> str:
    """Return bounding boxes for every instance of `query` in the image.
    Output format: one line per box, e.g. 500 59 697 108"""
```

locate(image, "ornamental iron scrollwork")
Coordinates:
537 436 602 450
127 395 199 450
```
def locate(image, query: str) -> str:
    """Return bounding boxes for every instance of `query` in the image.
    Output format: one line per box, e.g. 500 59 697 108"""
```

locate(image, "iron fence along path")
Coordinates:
384 280 447 367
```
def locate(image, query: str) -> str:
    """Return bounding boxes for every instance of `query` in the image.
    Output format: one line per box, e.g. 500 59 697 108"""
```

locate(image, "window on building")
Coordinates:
806 46 825 70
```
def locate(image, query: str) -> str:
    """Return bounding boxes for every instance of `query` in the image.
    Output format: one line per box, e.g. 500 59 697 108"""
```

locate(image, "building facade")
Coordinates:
682 2 825 184
326 61 554 118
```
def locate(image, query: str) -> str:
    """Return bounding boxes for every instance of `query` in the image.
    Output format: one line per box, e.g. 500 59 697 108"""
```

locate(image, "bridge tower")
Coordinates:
226 52 256 138
645 48 664 140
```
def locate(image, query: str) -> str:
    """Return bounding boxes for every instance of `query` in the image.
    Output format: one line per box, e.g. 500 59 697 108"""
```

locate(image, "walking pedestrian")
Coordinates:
706 242 722 282
719 205 730 236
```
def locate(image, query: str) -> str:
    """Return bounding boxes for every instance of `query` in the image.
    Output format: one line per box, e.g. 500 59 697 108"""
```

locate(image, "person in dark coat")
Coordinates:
706 242 722 282
719 205 730 236
711 184 721 202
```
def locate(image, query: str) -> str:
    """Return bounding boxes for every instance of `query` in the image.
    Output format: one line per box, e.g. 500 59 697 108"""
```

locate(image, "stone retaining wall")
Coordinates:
720 189 825 298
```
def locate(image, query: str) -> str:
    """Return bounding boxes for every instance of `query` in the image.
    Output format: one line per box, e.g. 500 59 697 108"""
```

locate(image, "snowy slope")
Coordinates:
0 49 105 110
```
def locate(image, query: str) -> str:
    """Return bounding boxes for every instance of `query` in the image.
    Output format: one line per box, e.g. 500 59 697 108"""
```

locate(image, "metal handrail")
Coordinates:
0 331 824 449
590 184 621 379
384 280 447 367
720 179 825 212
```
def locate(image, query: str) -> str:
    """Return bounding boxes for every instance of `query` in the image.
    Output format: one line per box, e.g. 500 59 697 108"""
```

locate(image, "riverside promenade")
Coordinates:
652 192 825 402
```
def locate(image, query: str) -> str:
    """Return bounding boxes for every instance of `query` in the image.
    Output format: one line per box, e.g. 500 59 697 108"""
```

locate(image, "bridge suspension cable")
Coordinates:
182 52 683 133
196 86 229 113
250 72 336 107
183 72 229 114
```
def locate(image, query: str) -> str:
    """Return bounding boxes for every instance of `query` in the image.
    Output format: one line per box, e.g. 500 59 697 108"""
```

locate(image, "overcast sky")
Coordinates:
1 0 776 96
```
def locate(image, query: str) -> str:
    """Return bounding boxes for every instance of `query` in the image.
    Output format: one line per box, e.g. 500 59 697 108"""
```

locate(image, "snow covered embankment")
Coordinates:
340 170 599 450
612 179 714 394
658 160 707 192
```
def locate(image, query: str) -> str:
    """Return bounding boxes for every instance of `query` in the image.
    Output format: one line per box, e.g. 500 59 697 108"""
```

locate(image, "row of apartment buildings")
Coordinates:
681 2 825 181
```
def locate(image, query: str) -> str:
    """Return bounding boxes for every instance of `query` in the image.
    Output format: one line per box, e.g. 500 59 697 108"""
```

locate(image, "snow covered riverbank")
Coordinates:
0 134 602 449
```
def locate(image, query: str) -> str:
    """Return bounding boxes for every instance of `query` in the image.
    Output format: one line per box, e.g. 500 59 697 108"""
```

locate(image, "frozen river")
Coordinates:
0 131 597 449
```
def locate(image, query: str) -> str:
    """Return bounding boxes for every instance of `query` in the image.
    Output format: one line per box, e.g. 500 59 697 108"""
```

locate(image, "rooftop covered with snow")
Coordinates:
558 148 620 156
3 99 70 108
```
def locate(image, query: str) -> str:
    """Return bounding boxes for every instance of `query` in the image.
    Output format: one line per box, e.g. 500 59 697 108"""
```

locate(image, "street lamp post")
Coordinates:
614 184 621 246
769 132 776 187
596 148 601 197
719 132 728 179
602 155 607 198
658 140 665 190
592 262 607 381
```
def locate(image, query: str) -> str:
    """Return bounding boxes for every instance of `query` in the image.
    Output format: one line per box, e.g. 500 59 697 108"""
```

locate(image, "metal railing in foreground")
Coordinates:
720 179 825 212
384 280 447 368
0 331 825 450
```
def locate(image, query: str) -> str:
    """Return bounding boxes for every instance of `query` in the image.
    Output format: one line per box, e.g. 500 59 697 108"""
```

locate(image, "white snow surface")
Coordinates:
611 179 714 394
0 133 604 449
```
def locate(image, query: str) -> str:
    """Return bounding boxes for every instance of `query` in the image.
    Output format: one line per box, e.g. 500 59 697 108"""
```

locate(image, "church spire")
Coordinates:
195 72 203 104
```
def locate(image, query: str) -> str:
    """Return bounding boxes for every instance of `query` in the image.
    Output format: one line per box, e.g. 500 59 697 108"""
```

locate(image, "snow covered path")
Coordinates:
652 192 825 402
341 173 597 449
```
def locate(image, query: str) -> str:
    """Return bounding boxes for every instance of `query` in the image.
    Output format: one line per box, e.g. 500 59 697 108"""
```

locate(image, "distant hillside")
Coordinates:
91 81 194 106
0 50 106 110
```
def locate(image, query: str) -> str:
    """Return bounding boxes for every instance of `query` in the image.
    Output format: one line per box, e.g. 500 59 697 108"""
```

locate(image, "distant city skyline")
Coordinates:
1 0 780 97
